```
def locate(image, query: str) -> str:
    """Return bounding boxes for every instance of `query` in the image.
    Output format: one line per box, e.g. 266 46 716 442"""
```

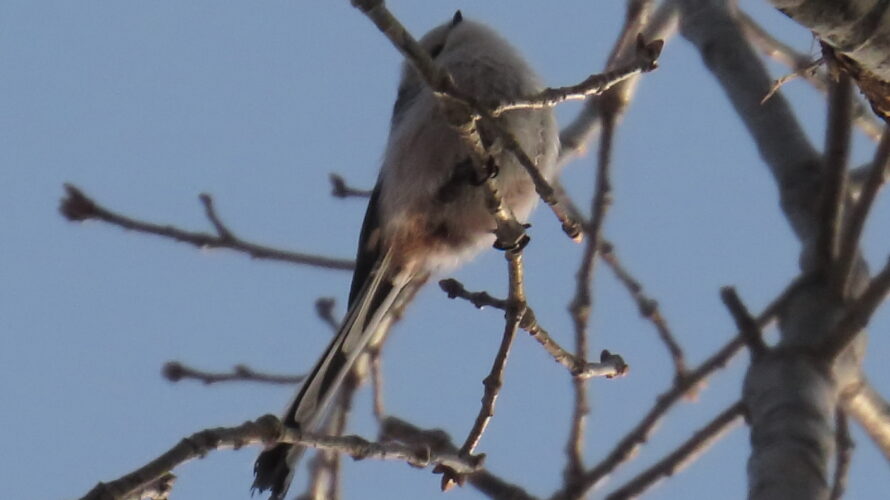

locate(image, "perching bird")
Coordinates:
252 11 558 499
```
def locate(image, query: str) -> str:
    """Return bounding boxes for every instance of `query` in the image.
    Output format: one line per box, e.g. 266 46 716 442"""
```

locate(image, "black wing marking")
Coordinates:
348 181 383 306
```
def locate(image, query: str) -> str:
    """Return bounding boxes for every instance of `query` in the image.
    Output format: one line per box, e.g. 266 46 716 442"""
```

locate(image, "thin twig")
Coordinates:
522 309 629 379
552 275 804 500
551 178 587 227
162 361 304 385
301 400 346 500
841 376 890 461
490 38 663 115
837 127 890 297
315 297 341 333
603 401 745 500
829 409 854 500
439 278 508 310
601 240 687 377
329 173 373 199
736 8 882 141
60 184 355 271
557 0 679 167
564 110 618 486
759 57 823 105
719 287 768 359
300 447 334 500
680 0 822 245
369 346 386 420
380 417 539 500
818 72 852 278
439 278 627 378
822 256 890 359
445 250 527 490
81 416 281 500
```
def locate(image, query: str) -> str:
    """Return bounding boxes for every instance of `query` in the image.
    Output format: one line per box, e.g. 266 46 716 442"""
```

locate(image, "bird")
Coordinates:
252 11 558 499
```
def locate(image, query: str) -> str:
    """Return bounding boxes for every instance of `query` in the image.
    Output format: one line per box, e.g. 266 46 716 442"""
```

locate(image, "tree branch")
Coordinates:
829 409 854 500
836 127 890 297
557 0 680 167
328 173 373 199
736 8 883 141
603 401 745 499
60 184 355 271
841 376 890 461
439 278 627 379
161 361 304 385
380 417 539 500
491 37 663 115
819 72 853 279
601 240 687 377
551 274 801 499
720 287 768 359
446 250 527 490
822 255 890 359
81 415 482 500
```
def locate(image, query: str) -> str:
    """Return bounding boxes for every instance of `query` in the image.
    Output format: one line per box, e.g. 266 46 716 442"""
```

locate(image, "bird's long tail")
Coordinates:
252 249 411 499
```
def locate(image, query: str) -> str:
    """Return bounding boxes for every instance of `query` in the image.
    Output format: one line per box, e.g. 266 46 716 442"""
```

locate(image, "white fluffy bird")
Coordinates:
253 11 558 499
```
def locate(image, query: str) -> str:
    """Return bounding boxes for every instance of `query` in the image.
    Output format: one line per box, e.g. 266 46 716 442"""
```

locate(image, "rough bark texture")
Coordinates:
769 0 890 120
680 1 869 498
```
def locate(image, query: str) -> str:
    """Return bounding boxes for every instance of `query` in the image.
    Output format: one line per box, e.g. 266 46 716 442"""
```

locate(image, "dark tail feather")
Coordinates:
252 443 297 500
252 250 409 498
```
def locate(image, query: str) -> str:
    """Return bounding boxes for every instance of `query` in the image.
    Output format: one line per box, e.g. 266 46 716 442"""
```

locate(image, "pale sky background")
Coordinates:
3 1 889 499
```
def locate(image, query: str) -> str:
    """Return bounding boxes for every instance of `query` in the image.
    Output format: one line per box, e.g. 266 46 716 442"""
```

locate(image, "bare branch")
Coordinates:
601 240 687 377
818 71 853 279
329 173 372 199
822 256 890 359
439 279 627 378
315 297 342 333
447 250 527 490
679 0 823 244
522 308 628 379
162 361 304 385
301 398 347 500
603 401 745 500
60 184 355 271
736 8 883 141
720 287 768 359
285 416 482 472
829 409 854 500
80 416 277 500
380 417 539 500
760 58 823 105
439 278 508 310
558 0 680 166
564 109 618 485
764 0 890 121
841 376 890 461
369 346 386 420
837 128 890 297
491 38 663 115
552 275 802 499
82 414 485 500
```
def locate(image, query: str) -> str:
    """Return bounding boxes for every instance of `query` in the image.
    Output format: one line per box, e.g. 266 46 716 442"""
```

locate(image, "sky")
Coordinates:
3 1 889 499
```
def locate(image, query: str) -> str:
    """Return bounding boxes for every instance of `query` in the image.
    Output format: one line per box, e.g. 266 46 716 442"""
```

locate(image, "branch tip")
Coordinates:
60 183 99 221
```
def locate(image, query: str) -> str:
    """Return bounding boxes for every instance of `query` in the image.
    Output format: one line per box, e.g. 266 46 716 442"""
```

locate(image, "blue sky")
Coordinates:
3 1 888 499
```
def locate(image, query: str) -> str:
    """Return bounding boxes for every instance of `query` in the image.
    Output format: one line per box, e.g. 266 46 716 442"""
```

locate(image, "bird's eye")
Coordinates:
429 43 445 58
